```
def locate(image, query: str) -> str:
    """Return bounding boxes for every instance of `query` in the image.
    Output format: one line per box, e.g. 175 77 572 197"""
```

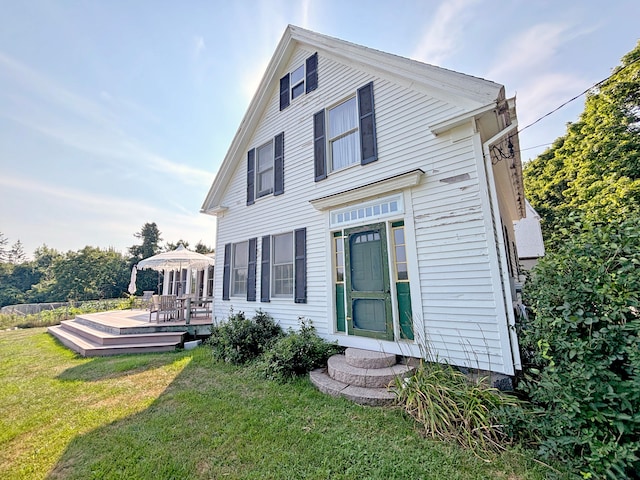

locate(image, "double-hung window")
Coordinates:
290 65 305 100
272 233 294 297
232 241 248 296
247 132 284 205
328 97 360 171
279 53 318 110
256 141 274 197
314 81 377 182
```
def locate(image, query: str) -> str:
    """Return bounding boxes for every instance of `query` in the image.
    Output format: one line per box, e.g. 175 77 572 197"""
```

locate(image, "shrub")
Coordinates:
392 361 519 459
208 310 282 365
258 318 341 381
518 215 640 479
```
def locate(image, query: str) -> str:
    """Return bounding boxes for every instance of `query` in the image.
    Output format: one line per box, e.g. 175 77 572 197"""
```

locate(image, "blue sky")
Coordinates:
1 1 638 257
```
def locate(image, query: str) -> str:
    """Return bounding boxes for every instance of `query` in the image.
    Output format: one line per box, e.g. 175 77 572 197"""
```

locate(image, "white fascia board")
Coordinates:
310 169 424 210
429 102 498 136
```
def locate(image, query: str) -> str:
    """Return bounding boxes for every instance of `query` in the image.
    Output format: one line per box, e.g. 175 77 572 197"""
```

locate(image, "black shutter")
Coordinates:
294 228 307 304
274 132 284 196
279 74 290 110
247 238 257 301
246 149 255 205
357 82 378 165
313 111 326 182
222 243 231 301
261 236 271 302
306 53 318 93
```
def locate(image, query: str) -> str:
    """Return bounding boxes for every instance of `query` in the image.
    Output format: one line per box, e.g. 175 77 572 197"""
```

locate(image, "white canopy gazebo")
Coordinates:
129 244 215 297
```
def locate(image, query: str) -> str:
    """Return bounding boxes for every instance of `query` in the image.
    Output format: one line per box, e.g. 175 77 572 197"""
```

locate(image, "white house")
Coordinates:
514 200 546 271
201 26 526 376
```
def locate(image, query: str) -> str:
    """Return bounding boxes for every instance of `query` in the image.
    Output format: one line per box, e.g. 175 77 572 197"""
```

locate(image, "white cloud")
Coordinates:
411 0 481 65
515 72 588 127
486 22 572 81
0 51 210 187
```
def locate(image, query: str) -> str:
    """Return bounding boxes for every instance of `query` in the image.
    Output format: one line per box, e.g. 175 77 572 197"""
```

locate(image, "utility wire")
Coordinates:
518 55 640 134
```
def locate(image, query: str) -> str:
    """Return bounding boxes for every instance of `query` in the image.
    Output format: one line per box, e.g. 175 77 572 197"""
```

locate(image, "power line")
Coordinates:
518 55 640 133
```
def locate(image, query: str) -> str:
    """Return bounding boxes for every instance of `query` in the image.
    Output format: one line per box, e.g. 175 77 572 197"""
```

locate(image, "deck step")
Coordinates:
48 321 183 357
59 319 184 346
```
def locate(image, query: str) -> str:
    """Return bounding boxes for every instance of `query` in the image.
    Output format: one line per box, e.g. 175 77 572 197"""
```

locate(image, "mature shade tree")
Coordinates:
0 232 8 263
524 41 640 245
518 42 640 477
9 240 26 264
48 247 129 301
194 241 214 254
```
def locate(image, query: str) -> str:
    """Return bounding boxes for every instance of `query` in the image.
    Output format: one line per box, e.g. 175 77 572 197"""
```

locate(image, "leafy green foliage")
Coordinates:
518 215 640 478
523 41 640 248
208 310 283 364
257 318 342 381
392 361 520 459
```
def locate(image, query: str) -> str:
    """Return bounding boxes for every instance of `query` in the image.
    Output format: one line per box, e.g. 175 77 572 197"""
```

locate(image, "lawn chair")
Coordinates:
149 294 178 323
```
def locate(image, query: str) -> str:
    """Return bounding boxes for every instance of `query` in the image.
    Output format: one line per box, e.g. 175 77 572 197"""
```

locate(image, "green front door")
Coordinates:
345 223 393 340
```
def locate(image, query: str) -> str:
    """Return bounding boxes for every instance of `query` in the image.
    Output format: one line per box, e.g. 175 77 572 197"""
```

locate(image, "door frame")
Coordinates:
344 222 393 340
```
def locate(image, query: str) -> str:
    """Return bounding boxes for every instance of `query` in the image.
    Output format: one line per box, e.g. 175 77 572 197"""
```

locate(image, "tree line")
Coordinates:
0 223 213 308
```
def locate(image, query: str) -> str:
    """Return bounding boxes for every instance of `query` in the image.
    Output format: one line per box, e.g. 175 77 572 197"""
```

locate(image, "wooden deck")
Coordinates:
47 308 214 357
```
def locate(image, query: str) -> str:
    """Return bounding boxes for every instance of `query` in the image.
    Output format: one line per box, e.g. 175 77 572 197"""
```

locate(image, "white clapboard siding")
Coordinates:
210 43 514 373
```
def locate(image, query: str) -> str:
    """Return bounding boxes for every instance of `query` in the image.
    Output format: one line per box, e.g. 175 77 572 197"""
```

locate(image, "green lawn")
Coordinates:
0 328 555 479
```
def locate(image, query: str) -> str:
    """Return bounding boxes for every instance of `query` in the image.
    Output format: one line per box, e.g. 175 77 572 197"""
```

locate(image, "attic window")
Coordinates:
291 65 305 100
279 52 318 110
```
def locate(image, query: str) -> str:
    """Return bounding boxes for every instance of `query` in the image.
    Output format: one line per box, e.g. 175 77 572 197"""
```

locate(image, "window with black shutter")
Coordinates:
247 132 284 203
279 53 318 111
294 228 307 303
247 238 257 301
261 236 271 302
222 243 231 300
313 81 378 181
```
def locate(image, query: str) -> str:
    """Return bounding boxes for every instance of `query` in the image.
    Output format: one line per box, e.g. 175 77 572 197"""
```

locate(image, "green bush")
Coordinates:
392 361 519 459
257 318 341 381
518 215 640 479
208 310 283 365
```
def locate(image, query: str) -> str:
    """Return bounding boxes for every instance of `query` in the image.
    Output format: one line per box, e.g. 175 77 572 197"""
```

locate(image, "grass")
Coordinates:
0 328 555 479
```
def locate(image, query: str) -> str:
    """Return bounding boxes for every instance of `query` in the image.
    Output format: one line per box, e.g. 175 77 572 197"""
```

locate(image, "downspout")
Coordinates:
481 121 522 372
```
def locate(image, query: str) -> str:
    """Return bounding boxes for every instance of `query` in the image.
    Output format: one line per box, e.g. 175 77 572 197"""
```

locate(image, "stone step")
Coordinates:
327 354 415 389
344 347 397 369
59 319 184 346
47 325 181 357
310 368 396 406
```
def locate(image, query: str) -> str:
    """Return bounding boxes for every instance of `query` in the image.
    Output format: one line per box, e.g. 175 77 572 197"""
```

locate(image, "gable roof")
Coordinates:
201 25 506 213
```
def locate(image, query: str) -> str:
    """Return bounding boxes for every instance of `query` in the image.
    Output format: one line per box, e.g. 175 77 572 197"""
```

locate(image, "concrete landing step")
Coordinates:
327 354 415 388
47 325 181 357
310 368 396 406
59 319 184 346
345 348 397 369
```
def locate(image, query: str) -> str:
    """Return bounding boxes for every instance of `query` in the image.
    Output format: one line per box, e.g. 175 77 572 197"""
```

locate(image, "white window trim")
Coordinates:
231 241 248 297
271 232 294 298
290 64 305 101
329 194 404 228
256 140 274 198
327 96 359 173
